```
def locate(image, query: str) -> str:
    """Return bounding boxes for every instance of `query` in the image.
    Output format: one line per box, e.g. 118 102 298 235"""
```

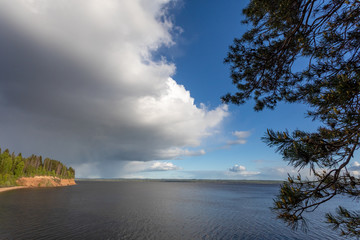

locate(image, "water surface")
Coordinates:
0 181 356 239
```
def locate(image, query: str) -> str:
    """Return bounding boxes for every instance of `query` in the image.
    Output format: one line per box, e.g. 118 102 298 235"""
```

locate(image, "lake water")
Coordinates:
0 181 357 239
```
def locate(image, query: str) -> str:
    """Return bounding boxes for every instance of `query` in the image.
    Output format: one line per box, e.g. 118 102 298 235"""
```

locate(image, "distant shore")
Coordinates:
75 178 284 184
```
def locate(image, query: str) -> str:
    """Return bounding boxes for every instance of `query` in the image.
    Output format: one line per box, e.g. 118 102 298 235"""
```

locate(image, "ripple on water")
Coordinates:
0 181 355 240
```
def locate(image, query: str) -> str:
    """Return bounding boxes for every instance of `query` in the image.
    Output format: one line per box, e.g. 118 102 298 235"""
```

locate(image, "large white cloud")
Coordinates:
0 0 228 176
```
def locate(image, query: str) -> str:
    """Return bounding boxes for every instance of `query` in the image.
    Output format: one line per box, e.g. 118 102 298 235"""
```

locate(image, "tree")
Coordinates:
0 147 75 187
1 154 13 175
223 0 360 237
14 161 25 177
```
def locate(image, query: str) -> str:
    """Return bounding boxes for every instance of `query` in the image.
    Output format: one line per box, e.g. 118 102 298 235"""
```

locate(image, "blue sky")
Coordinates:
135 0 317 180
0 0 347 180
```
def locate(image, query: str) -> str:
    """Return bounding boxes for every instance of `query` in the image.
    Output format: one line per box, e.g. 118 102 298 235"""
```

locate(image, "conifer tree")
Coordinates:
0 147 75 186
223 0 360 237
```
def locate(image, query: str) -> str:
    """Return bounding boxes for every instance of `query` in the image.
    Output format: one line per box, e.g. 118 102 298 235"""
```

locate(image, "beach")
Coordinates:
0 176 76 194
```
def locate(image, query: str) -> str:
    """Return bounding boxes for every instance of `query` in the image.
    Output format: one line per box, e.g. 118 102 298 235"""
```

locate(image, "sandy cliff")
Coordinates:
16 176 76 187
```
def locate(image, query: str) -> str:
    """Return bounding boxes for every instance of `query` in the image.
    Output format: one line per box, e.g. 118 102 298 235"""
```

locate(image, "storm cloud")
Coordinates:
0 0 228 176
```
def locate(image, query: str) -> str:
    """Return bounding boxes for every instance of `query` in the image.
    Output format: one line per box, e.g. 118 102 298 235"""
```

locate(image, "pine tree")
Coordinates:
223 0 360 237
0 148 75 186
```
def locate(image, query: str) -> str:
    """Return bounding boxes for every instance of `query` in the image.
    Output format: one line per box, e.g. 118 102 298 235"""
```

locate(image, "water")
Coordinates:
0 181 357 239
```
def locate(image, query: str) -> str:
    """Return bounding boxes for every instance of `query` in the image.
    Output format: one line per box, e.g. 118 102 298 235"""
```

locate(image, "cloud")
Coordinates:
146 161 181 171
256 166 314 180
156 148 206 159
257 162 360 181
227 164 260 176
180 169 261 180
229 164 246 172
227 131 251 145
121 160 180 174
350 161 360 170
349 161 360 176
0 0 228 176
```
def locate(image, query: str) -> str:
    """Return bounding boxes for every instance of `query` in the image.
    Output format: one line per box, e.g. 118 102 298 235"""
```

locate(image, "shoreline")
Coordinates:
0 186 29 193
17 176 76 187
0 176 76 194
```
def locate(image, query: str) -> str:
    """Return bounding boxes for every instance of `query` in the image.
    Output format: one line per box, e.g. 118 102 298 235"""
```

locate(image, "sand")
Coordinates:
0 176 76 194
16 176 76 187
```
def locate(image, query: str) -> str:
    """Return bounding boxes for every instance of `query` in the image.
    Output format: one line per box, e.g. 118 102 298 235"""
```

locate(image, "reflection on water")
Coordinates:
0 181 356 239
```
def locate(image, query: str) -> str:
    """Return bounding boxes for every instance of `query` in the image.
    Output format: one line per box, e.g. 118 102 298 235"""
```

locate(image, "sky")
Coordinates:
0 0 358 180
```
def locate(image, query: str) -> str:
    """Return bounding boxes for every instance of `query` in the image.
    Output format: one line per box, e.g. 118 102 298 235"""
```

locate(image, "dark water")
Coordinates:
0 181 357 239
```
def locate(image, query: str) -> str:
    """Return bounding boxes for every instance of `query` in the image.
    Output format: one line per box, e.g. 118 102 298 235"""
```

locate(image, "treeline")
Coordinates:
0 148 75 186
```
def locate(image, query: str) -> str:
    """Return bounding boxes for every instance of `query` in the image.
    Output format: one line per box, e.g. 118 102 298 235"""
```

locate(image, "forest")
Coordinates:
0 148 75 187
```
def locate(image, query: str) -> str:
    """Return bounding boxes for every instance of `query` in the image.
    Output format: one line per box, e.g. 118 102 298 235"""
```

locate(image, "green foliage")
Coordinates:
224 0 360 237
1 156 13 175
14 161 25 178
0 147 75 187
326 206 360 237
